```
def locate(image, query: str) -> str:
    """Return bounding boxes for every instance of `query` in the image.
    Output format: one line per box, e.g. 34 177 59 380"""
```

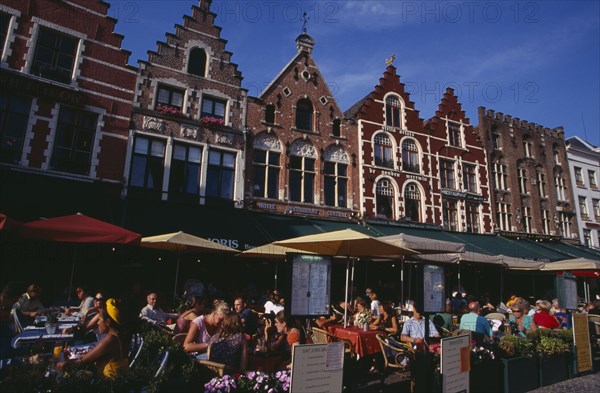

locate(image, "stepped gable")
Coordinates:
347 65 422 128
426 88 480 145
142 0 243 86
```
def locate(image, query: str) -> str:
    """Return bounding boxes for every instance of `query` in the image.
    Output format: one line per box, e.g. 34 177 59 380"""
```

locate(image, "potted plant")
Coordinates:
536 334 570 386
204 370 291 393
497 334 538 393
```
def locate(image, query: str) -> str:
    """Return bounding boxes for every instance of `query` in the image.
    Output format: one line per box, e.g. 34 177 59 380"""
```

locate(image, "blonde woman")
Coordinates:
183 299 228 356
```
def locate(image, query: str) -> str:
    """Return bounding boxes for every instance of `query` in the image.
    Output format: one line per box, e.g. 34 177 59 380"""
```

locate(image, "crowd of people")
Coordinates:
2 279 599 382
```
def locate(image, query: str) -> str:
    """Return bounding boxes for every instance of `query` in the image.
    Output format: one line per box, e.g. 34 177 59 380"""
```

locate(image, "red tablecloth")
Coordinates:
329 326 381 357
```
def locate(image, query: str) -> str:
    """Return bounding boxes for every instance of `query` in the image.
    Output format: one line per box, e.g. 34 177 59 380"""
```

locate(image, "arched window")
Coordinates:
187 48 207 77
401 139 419 173
289 140 316 203
324 146 349 208
404 183 420 222
385 95 402 128
374 133 393 168
295 99 313 131
376 179 395 219
252 133 281 199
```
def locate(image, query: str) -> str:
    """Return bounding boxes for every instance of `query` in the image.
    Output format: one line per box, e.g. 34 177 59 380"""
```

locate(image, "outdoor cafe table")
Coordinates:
328 326 381 358
34 315 80 325
11 328 75 349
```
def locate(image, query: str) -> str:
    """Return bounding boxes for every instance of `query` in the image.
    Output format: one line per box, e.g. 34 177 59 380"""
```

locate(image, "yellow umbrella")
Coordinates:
380 233 464 254
238 243 316 259
141 231 237 298
274 229 417 326
540 258 600 271
273 228 417 257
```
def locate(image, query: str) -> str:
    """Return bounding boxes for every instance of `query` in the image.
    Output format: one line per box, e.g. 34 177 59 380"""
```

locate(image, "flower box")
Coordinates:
470 360 502 393
538 353 569 386
501 356 539 393
200 116 225 129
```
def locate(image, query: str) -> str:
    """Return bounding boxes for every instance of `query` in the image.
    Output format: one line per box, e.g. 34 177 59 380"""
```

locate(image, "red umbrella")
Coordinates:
18 213 141 302
20 213 141 244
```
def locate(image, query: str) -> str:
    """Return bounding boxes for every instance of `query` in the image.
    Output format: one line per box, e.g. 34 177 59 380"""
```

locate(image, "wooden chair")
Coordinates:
375 334 415 388
198 359 228 377
310 327 330 344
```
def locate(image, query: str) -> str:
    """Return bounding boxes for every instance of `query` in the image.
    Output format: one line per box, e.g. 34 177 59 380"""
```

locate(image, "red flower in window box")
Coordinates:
156 104 185 117
200 116 225 129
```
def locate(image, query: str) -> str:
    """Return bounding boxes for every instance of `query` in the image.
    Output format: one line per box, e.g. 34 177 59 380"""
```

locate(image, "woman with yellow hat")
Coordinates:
58 298 129 378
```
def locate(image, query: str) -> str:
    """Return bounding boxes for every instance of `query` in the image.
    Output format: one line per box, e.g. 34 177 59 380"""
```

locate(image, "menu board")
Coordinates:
290 343 344 393
555 272 578 310
423 264 445 313
441 333 471 393
572 313 592 373
288 253 332 317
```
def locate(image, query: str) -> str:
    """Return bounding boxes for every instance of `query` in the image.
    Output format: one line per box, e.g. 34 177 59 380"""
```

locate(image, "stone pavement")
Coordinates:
528 371 600 393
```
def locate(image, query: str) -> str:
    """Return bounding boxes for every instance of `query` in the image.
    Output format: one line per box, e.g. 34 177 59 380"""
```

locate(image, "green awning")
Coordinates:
531 240 600 260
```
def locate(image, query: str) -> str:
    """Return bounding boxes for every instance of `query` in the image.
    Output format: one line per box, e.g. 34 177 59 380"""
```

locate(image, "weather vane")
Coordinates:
386 54 396 65
301 11 309 34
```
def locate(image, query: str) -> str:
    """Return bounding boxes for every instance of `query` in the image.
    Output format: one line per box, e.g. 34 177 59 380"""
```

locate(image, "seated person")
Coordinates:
509 300 537 336
400 303 440 351
176 295 207 334
57 299 129 378
263 290 284 316
139 292 178 325
207 312 247 371
533 300 560 329
233 297 258 337
370 301 399 336
551 299 571 328
66 287 94 318
459 301 492 344
351 297 369 327
12 284 45 321
183 299 229 357
263 311 301 363
63 292 105 339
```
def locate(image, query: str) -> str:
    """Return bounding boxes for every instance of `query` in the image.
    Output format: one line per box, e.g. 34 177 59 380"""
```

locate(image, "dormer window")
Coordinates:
385 95 401 128
295 98 313 131
187 47 207 77
31 27 78 84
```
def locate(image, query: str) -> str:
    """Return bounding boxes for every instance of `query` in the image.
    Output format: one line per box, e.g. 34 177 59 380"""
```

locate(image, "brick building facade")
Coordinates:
345 65 433 225
426 89 492 233
123 0 247 209
476 107 578 240
244 31 358 221
0 0 136 221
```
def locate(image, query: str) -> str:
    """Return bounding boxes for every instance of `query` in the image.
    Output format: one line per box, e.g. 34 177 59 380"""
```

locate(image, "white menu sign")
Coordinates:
289 254 332 317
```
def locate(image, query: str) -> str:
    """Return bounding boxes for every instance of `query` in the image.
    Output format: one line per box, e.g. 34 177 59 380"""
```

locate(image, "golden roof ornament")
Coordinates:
385 54 396 65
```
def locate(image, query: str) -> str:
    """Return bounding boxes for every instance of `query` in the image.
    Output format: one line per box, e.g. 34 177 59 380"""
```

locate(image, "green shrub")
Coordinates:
536 336 569 357
498 334 535 358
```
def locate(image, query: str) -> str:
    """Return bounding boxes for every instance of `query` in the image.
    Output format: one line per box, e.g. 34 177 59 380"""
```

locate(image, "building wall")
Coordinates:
0 0 136 220
243 34 359 221
349 65 432 225
566 137 600 248
123 0 248 208
426 89 492 233
476 107 579 240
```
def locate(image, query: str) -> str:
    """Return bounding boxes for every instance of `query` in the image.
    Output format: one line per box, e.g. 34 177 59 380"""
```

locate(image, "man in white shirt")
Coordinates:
139 292 178 325
66 287 94 318
401 303 439 351
263 290 284 315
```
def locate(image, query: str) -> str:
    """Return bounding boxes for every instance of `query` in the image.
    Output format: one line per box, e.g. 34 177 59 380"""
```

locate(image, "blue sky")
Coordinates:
106 0 600 144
